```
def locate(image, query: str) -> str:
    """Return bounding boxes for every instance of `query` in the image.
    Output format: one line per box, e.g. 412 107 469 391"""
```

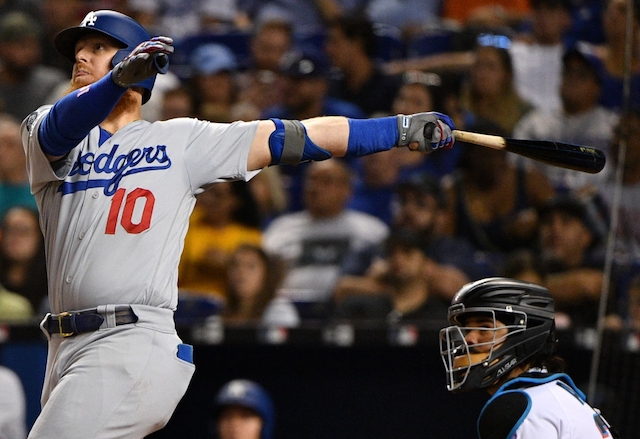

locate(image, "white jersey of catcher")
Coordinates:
478 372 615 439
21 106 259 314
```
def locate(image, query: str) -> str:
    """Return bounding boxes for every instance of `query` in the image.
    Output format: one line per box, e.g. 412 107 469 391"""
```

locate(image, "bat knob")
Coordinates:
423 122 435 141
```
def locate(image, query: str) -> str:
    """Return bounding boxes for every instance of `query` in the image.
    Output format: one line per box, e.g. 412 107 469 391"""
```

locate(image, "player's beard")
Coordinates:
62 82 140 118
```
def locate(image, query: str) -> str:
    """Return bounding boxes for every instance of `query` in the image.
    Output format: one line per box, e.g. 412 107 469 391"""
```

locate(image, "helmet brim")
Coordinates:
54 26 126 63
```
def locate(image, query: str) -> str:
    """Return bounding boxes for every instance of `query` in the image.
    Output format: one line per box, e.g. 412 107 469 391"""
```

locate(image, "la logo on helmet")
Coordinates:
81 12 98 27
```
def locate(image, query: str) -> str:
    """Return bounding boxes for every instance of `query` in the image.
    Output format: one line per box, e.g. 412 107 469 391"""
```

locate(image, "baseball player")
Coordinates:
440 277 619 439
213 379 275 439
20 9 456 439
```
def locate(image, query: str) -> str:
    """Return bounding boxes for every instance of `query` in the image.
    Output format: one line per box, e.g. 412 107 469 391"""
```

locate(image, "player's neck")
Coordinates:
101 90 143 134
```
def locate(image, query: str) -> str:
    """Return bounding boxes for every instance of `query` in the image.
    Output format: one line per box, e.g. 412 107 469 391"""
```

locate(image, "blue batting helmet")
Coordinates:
214 379 275 439
53 10 158 104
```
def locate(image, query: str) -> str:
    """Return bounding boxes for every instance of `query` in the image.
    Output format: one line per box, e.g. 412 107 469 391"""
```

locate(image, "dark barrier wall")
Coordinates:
2 324 638 439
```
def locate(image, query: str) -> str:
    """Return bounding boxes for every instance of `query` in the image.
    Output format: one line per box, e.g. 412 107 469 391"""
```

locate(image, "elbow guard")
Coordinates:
268 118 332 165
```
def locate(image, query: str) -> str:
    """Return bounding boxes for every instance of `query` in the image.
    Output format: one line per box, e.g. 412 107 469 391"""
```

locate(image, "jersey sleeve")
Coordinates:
21 106 78 194
180 118 261 191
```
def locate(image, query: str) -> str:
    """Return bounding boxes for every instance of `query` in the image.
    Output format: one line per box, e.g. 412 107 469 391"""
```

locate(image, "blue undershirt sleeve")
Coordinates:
346 116 398 157
38 74 127 157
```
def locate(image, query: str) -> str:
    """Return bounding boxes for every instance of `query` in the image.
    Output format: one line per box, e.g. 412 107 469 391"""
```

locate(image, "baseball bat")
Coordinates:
452 130 606 174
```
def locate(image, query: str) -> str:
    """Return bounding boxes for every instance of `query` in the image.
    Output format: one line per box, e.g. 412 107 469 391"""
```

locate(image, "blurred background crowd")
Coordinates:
2 0 640 437
0 0 639 348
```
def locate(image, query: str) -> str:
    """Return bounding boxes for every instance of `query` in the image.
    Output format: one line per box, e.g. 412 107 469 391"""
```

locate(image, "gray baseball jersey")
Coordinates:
22 106 259 314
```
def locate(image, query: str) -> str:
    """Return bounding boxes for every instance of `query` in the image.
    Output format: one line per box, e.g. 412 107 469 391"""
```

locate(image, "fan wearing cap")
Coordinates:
21 9 456 438
212 379 276 439
188 43 239 122
0 11 68 121
440 277 619 438
513 43 619 192
263 49 366 121
536 193 615 330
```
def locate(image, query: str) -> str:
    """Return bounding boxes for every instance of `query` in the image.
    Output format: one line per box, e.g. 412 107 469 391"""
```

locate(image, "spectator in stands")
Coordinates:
536 192 613 329
346 148 403 226
223 244 299 327
0 281 33 323
500 248 546 285
246 167 289 229
509 0 573 112
37 0 80 74
0 206 48 315
159 86 197 120
325 16 402 116
263 159 389 316
0 11 67 120
336 172 493 306
441 119 555 270
332 228 451 326
248 19 293 73
513 44 619 192
365 0 442 41
595 0 640 113
188 43 240 122
0 365 27 439
262 49 366 211
211 379 275 439
263 49 365 121
390 70 463 179
0 114 37 220
350 77 461 225
384 0 573 113
128 0 246 40
179 182 262 299
243 0 359 36
599 108 640 262
460 36 534 135
235 20 293 117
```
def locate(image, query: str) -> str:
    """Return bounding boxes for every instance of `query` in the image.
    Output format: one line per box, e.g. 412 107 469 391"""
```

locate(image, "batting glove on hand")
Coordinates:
111 36 174 88
396 112 455 152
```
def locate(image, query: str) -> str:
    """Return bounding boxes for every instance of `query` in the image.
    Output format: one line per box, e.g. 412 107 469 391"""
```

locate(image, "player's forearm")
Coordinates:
247 116 395 170
247 113 455 171
39 74 126 160
248 117 361 170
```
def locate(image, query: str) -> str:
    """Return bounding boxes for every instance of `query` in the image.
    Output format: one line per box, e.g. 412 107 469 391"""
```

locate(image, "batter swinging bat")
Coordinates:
452 130 606 174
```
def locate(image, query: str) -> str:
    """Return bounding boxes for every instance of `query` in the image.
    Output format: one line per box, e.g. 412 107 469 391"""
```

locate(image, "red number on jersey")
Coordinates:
105 188 155 234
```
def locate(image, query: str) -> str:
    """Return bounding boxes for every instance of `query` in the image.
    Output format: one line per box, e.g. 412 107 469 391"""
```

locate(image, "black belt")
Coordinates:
45 306 138 337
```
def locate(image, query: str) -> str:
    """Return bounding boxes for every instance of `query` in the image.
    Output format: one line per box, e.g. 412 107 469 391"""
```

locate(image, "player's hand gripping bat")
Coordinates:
452 130 606 174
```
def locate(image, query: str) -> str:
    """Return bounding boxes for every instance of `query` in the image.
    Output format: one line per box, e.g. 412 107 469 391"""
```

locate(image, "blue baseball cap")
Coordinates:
563 43 607 84
190 43 238 75
279 49 329 79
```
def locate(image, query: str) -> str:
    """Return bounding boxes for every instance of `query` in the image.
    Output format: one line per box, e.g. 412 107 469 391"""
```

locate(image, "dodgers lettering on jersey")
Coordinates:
62 143 172 196
21 106 260 313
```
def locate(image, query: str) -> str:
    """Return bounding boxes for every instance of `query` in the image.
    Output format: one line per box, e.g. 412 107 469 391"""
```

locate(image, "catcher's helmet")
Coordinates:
214 379 275 439
439 277 556 393
53 10 157 103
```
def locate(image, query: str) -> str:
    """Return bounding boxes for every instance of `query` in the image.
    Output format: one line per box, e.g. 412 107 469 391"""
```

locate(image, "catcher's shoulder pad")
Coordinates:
478 390 531 439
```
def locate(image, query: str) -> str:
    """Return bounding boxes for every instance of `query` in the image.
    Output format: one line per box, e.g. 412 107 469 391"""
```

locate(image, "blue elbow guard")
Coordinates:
268 118 332 165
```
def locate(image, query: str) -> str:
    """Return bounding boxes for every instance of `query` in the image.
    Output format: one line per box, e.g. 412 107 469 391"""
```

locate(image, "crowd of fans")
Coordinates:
0 0 639 352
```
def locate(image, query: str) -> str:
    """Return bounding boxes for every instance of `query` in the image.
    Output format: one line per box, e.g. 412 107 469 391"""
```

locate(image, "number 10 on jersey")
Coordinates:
106 188 155 234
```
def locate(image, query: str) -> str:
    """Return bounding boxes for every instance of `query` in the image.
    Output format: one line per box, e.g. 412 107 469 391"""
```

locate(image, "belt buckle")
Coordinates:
57 312 74 337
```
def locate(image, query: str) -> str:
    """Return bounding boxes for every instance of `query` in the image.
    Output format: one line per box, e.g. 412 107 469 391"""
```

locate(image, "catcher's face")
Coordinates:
440 311 524 391
71 34 119 89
